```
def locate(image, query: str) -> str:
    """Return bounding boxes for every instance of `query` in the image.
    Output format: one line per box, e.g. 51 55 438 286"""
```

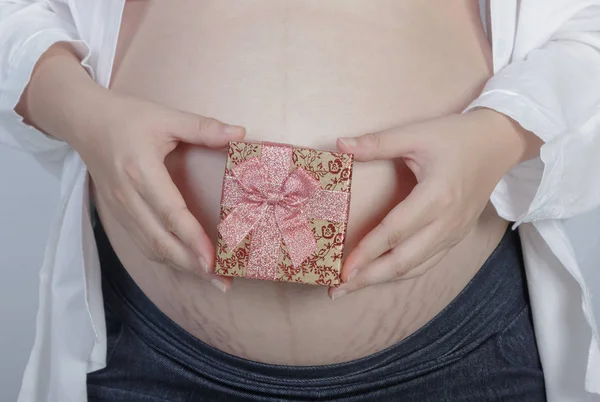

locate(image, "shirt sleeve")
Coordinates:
0 1 92 177
465 4 600 226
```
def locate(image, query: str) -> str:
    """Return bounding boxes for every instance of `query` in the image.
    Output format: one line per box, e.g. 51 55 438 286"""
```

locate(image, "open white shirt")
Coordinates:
1 1 600 401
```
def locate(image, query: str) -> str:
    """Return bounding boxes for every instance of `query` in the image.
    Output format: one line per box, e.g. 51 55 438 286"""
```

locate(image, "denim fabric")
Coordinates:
87 221 546 402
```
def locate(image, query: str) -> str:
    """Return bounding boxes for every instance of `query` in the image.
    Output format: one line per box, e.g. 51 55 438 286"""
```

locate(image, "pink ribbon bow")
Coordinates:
218 142 350 281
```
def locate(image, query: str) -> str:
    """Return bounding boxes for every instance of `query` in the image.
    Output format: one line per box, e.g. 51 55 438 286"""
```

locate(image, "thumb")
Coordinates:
337 128 417 162
171 111 246 148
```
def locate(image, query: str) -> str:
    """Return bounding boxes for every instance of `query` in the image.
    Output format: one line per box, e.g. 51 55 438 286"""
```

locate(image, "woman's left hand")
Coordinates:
329 109 542 300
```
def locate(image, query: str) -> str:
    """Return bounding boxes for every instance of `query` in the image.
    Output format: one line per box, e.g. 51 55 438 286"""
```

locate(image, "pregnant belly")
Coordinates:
98 0 508 365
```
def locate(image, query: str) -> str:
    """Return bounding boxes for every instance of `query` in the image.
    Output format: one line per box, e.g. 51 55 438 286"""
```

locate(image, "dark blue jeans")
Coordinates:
88 221 546 401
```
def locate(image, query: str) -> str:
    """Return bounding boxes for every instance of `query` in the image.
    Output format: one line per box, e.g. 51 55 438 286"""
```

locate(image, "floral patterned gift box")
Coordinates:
214 141 354 286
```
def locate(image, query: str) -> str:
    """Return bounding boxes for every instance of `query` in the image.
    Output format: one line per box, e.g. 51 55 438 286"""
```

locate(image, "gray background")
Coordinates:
0 146 59 402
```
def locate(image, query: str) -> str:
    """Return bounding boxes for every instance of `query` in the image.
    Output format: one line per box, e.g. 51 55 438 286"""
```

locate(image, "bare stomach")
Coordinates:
95 0 509 365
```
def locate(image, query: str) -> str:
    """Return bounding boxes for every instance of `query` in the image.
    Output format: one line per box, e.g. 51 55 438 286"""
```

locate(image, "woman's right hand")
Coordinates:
81 90 245 291
16 43 244 291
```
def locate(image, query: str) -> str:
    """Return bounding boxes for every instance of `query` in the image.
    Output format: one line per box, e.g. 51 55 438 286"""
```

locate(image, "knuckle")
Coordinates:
387 230 403 250
379 219 402 249
149 237 171 265
352 276 367 291
159 205 188 233
139 243 155 261
392 250 409 277
197 117 222 135
360 132 382 153
394 259 408 278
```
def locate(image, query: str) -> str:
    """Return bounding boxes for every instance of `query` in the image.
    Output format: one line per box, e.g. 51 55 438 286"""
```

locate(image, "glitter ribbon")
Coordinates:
218 142 350 281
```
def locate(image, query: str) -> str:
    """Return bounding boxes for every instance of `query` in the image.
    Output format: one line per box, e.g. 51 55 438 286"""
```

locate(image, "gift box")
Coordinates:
214 141 354 286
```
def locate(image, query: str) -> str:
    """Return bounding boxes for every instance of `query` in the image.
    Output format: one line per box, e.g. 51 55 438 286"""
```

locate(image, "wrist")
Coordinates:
465 108 543 171
58 77 115 152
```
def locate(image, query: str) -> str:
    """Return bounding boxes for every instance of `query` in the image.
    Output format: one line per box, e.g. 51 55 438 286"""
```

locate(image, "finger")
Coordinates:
329 250 447 300
337 127 420 162
341 183 434 282
95 191 151 257
127 189 232 291
117 185 204 272
135 160 216 270
397 251 447 280
142 219 233 292
331 223 448 299
99 185 231 292
136 215 234 292
170 112 246 147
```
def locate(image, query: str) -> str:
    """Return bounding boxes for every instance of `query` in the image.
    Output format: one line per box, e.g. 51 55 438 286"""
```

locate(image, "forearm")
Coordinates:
14 42 108 149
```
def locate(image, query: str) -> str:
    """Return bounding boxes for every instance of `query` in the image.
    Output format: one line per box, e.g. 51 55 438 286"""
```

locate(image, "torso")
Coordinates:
95 0 508 365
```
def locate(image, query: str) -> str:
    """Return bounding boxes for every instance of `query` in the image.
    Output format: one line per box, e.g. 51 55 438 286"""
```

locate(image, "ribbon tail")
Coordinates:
276 206 317 268
245 208 282 280
218 202 268 250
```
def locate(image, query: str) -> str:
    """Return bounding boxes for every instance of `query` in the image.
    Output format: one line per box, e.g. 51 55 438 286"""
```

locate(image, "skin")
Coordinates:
330 110 542 299
17 0 543 366
17 42 244 291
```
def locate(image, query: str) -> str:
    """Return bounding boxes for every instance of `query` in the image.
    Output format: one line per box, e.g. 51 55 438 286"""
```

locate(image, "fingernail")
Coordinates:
210 279 227 293
331 289 347 301
339 137 357 148
347 269 360 282
225 125 245 135
199 257 211 275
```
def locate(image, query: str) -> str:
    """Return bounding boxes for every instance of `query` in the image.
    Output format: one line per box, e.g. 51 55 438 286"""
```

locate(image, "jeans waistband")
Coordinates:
96 221 527 386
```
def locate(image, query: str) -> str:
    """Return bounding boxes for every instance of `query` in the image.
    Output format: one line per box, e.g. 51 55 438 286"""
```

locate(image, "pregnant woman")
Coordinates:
2 1 600 401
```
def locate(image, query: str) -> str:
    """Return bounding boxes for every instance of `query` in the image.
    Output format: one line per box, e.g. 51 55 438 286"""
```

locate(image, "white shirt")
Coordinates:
1 1 599 401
